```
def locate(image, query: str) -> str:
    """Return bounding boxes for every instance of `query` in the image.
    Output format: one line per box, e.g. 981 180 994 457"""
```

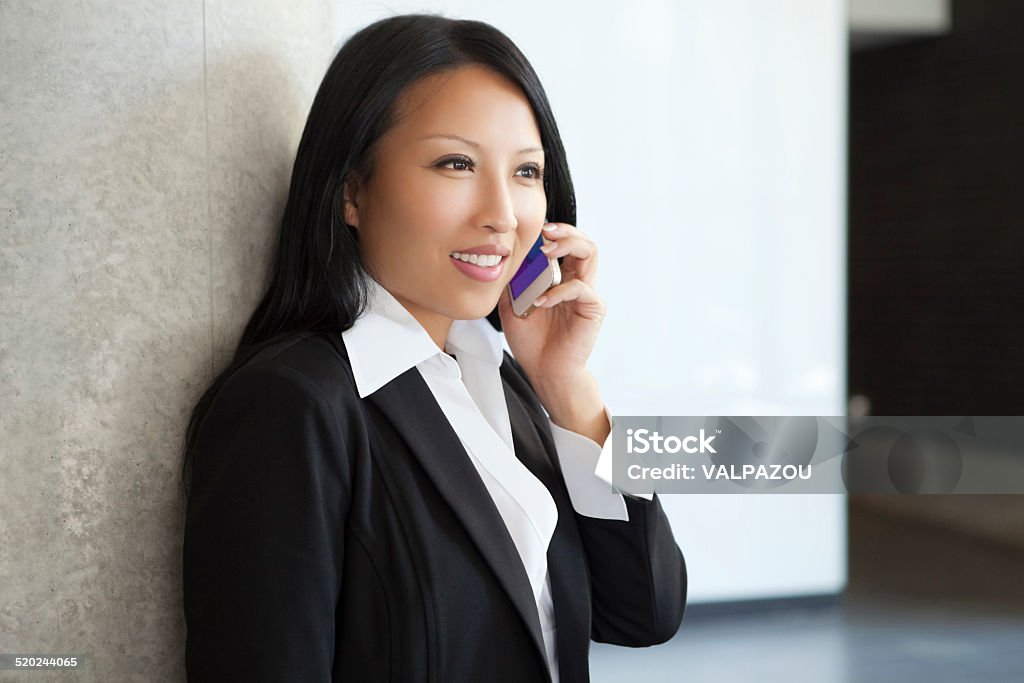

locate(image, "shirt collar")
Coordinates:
341 276 506 398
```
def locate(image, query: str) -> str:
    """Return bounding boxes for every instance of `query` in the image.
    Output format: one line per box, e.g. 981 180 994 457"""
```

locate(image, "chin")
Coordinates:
452 293 502 320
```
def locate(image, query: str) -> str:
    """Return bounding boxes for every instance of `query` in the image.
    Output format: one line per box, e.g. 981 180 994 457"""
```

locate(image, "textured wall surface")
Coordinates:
0 1 336 679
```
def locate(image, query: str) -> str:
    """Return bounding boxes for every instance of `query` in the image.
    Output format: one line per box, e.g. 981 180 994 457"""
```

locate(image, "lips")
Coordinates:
449 244 512 256
449 252 507 282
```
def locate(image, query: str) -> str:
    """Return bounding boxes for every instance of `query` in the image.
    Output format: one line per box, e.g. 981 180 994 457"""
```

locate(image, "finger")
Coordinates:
541 222 578 237
539 233 595 260
534 278 605 315
540 232 598 287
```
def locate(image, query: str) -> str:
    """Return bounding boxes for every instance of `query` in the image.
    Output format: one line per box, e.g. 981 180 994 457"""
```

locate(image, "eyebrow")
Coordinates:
419 133 545 155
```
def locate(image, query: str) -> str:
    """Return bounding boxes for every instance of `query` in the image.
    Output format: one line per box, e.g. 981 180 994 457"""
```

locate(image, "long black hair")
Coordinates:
179 12 577 503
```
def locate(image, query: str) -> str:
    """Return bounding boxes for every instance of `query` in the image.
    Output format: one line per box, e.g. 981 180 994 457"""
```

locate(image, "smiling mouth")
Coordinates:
448 252 507 282
448 251 506 267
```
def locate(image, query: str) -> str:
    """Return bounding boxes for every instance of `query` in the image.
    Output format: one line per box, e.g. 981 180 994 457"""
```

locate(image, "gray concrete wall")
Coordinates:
1 2 337 679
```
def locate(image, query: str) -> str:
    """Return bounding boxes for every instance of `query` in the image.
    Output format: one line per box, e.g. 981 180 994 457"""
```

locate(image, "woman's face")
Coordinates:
344 65 547 347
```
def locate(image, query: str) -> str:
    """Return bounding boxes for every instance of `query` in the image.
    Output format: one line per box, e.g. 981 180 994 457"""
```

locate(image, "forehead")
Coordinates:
387 66 542 149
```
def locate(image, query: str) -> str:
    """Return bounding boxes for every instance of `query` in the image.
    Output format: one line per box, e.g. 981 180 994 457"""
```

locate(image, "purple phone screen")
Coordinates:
509 235 549 298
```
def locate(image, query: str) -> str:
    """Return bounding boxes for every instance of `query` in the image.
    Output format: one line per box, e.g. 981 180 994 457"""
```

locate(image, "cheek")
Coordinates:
419 185 458 218
395 186 466 255
372 196 444 265
522 196 547 242
519 229 542 255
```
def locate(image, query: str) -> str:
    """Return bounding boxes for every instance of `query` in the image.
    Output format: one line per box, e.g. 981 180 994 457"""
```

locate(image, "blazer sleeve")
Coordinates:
499 351 687 648
183 362 350 682
575 492 687 646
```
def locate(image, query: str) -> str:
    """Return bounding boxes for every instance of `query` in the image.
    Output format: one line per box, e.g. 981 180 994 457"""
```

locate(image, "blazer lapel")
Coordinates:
502 375 593 683
365 368 552 683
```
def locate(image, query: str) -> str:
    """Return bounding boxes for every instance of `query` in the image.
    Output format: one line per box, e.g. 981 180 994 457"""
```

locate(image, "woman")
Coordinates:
181 13 686 683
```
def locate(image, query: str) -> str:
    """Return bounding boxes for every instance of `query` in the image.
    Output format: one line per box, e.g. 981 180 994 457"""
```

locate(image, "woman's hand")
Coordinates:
498 222 607 425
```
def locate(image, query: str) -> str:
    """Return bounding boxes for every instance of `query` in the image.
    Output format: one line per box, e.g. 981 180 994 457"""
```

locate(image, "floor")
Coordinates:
589 502 1024 682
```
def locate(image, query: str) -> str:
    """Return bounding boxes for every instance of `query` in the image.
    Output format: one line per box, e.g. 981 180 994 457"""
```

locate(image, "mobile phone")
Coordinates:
508 232 561 317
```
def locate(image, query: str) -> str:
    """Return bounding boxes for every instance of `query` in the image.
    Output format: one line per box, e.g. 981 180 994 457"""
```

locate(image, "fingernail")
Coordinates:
534 296 548 306
539 242 556 253
543 223 557 231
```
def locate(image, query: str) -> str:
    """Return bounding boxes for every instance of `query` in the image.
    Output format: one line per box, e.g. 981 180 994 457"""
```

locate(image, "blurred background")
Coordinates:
1 0 1022 680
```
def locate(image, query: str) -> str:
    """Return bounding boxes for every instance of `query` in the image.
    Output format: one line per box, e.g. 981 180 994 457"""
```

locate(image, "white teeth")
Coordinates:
450 252 503 267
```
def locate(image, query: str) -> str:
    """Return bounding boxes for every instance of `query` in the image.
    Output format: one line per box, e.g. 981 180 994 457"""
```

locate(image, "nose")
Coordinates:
476 172 518 233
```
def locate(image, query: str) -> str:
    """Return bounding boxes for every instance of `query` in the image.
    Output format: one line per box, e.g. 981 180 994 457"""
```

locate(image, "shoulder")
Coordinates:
214 331 361 420
191 332 360 506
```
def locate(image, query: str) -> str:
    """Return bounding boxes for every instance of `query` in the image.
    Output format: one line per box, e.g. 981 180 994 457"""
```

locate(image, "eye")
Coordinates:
518 163 545 181
435 156 545 181
436 155 474 172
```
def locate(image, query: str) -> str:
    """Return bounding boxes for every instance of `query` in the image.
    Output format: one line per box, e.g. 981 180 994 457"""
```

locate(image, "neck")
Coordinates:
390 291 452 352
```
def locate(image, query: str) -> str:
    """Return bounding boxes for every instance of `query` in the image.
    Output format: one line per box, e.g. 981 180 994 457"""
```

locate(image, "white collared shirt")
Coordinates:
341 277 652 682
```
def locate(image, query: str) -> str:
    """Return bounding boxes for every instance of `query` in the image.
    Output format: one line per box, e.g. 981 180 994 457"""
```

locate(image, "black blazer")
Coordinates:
183 331 686 682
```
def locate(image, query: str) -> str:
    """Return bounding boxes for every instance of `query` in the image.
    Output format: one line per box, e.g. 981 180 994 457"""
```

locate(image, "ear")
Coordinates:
342 175 360 229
